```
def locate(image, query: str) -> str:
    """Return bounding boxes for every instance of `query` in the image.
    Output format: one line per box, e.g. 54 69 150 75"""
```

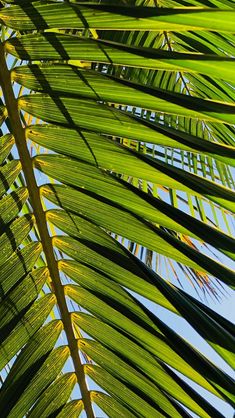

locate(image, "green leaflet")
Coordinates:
73 313 235 409
85 364 165 418
0 241 42 296
68 286 234 402
13 64 235 124
0 294 56 369
0 160 21 198
173 30 235 59
0 188 28 233
22 103 234 211
56 231 209 282
49 210 233 367
28 126 235 267
34 146 204 196
20 97 235 204
36 153 229 230
35 151 235 261
27 123 235 170
47 210 176 313
45 185 205 271
133 258 235 369
57 400 84 418
38 150 235 210
35 150 228 213
2 3 235 32
0 267 49 336
0 320 63 415
61 201 234 367
45 187 235 286
5 346 70 418
79 339 183 418
27 124 186 174
91 392 136 418
179 290 235 337
0 214 35 267
5 33 235 83
62 269 167 337
0 133 14 165
63 258 235 368
82 341 223 418
27 373 77 418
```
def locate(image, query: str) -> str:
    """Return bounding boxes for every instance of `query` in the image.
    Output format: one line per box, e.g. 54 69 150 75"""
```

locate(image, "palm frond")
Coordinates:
0 1 234 417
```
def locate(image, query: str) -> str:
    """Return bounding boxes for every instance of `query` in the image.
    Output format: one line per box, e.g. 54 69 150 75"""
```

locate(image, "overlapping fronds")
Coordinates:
0 1 234 417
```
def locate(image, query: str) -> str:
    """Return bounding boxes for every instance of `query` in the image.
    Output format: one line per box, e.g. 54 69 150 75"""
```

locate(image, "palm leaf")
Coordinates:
0 0 234 417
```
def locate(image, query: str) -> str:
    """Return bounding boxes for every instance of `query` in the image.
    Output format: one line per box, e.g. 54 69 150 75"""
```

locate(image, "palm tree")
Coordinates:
0 0 234 416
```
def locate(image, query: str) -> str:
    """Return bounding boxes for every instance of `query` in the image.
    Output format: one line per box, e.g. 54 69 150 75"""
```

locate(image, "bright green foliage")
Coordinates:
0 0 234 417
